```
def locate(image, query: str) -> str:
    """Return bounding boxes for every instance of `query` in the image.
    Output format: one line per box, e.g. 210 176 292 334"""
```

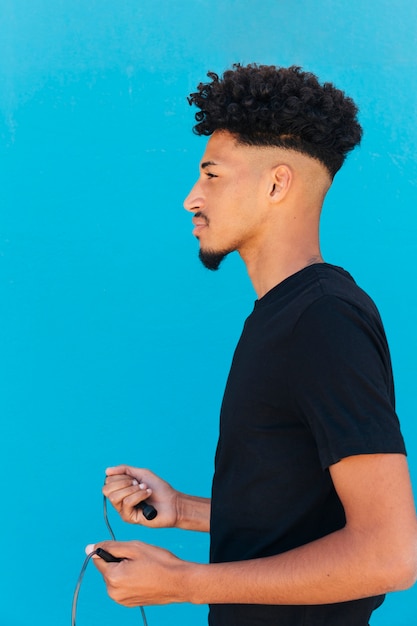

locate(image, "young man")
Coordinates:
88 65 417 625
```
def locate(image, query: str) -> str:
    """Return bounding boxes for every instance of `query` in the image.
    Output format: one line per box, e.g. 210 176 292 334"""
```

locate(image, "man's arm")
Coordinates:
91 453 417 607
103 465 211 532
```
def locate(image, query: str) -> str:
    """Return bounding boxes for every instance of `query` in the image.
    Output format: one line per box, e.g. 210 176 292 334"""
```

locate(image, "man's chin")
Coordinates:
198 248 229 271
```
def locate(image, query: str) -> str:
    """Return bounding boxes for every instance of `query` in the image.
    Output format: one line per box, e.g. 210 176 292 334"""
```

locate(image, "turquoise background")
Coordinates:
1 1 416 624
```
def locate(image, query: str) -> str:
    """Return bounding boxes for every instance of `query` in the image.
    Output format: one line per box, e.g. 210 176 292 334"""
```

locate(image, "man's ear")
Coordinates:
268 164 292 202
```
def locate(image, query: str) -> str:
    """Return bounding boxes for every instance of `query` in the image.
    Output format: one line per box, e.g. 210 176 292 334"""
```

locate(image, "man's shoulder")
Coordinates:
250 263 384 349
306 263 380 319
257 263 379 319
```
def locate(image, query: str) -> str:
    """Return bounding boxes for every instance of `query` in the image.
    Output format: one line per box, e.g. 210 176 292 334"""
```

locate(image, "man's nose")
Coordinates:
183 181 204 213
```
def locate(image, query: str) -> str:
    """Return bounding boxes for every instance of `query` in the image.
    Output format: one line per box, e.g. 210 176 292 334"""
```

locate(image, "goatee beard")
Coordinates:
199 248 229 271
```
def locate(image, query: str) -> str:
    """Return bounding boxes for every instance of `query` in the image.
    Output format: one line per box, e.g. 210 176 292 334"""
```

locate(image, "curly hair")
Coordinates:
188 64 362 178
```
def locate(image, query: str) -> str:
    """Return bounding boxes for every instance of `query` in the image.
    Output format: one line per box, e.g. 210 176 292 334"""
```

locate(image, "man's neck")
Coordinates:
241 241 324 299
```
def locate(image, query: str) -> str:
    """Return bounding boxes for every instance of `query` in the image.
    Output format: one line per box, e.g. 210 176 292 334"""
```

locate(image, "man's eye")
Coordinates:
206 172 217 179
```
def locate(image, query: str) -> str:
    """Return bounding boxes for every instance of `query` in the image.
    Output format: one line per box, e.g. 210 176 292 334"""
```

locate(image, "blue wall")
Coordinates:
1 1 416 624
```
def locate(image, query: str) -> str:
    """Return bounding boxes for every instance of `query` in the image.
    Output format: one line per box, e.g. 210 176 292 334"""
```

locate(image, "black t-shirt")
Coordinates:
209 264 406 626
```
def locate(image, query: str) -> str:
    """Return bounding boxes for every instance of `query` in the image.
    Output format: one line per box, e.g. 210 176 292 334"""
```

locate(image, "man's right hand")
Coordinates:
103 465 180 528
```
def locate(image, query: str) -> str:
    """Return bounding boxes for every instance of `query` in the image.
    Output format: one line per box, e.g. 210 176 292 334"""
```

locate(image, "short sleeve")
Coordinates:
288 295 406 468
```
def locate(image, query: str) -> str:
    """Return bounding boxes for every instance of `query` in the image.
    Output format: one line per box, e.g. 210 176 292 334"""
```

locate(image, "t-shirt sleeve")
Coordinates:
288 295 406 469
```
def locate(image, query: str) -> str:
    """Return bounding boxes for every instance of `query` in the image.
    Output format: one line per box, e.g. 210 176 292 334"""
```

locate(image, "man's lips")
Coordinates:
192 215 208 235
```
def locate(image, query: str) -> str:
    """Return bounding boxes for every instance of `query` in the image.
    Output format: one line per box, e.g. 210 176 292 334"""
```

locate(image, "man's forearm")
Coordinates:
176 493 211 532
177 454 417 605
90 500 416 608
181 524 416 605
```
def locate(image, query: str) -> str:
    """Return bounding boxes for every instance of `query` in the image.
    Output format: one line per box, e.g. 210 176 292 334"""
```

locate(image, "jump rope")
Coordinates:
72 490 158 626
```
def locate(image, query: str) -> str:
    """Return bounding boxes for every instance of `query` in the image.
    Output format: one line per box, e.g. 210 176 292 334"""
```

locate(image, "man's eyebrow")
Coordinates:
200 160 218 170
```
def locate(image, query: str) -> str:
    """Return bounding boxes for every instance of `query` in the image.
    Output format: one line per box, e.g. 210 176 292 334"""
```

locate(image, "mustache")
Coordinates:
194 211 209 225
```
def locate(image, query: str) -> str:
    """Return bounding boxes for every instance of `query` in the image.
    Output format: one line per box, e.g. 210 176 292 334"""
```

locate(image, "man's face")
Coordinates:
183 130 271 270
